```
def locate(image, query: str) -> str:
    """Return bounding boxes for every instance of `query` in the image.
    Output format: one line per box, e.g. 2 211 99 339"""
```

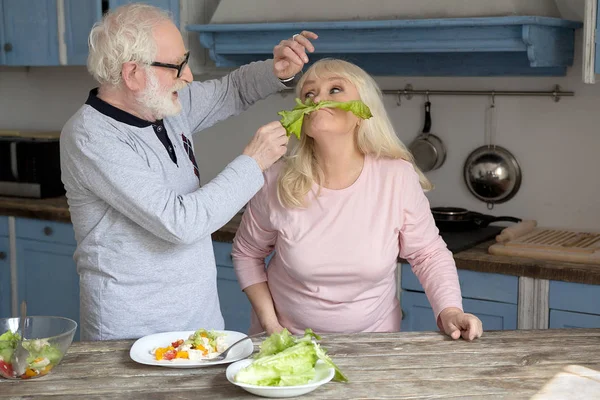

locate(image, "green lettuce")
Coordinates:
22 340 63 365
277 98 373 139
186 328 224 350
0 330 20 362
234 328 348 387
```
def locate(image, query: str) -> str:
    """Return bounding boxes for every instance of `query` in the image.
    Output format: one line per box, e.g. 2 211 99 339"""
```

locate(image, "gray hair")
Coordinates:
87 3 173 86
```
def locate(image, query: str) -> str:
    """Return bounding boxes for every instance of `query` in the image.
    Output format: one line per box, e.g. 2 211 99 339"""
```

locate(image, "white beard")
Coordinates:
138 68 184 120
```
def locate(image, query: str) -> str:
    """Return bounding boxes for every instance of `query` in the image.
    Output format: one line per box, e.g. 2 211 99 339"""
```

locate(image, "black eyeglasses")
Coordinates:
150 51 190 78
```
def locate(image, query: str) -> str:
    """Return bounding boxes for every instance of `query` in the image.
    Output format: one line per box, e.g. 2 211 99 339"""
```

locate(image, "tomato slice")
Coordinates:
171 339 184 348
163 349 177 360
0 360 14 378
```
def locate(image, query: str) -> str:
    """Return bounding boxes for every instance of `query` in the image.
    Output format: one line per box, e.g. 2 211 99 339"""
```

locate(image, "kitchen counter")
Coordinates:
0 195 71 223
208 214 600 286
1 329 599 399
454 240 600 285
2 196 600 285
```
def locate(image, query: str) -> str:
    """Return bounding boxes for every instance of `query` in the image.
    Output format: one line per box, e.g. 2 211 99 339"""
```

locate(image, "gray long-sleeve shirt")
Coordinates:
60 60 285 340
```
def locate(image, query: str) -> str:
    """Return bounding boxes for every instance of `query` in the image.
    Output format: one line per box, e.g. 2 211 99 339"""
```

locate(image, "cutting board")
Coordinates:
488 227 600 265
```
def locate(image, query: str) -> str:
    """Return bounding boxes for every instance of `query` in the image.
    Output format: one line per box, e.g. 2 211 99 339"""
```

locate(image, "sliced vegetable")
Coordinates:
0 360 13 377
154 328 227 361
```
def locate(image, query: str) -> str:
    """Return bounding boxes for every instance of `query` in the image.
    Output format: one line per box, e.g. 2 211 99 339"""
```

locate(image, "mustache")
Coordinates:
171 81 188 92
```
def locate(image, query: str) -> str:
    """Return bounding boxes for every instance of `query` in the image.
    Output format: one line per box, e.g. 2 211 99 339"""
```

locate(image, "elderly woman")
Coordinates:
232 58 483 340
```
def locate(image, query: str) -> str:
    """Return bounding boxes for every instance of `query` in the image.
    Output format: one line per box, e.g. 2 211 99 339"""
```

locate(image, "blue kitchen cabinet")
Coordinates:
549 310 600 329
400 263 518 332
109 0 180 26
0 238 9 319
0 0 60 66
213 240 274 334
0 216 10 319
401 291 517 331
63 0 103 65
0 216 7 236
14 218 80 340
213 241 251 333
65 0 180 65
548 280 600 328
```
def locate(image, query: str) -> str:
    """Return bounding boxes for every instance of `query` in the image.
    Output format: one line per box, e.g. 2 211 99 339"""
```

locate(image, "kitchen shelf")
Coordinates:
187 16 582 76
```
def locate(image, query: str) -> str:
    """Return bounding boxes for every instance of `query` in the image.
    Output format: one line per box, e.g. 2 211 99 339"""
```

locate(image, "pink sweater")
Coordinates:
231 155 463 335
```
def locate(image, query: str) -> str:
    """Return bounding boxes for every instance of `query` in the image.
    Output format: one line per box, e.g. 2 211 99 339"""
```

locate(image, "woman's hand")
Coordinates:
264 321 287 335
438 307 483 341
272 31 318 80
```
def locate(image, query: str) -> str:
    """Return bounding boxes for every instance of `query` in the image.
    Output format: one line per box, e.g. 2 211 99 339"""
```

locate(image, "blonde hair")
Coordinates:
87 3 172 87
277 58 432 208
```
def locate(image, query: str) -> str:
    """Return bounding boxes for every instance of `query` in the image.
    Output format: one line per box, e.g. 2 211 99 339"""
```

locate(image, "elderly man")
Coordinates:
60 3 317 340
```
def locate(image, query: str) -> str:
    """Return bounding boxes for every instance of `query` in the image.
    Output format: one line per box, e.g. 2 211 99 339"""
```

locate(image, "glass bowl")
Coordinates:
0 316 77 380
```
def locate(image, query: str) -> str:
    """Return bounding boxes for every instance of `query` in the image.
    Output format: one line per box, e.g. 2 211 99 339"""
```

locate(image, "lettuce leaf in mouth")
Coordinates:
277 98 373 140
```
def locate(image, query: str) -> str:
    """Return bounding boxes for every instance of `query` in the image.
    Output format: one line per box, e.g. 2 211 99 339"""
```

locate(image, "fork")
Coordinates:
206 331 266 362
11 301 29 377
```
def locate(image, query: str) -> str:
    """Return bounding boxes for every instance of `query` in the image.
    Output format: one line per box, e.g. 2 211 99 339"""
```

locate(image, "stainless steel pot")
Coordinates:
463 146 522 208
409 101 446 172
463 103 521 209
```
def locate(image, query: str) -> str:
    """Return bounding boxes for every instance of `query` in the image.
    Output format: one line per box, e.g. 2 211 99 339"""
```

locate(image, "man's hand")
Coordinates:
243 121 289 171
438 307 483 341
273 31 318 80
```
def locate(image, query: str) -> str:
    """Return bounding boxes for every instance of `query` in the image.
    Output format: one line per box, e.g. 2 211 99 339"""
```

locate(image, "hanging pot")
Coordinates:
463 100 521 209
431 207 522 232
463 145 522 209
409 100 446 172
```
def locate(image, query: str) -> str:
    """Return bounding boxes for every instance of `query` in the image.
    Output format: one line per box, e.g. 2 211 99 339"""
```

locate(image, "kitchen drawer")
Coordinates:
549 280 600 316
401 263 518 304
549 309 600 329
0 216 7 237
15 218 76 246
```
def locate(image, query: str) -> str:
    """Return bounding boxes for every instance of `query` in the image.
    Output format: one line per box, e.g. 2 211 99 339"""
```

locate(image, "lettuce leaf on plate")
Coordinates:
278 98 373 140
234 328 348 386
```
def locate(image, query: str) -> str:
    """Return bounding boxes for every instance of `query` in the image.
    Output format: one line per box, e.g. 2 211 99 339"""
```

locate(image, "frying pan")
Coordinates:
431 207 521 232
409 100 446 172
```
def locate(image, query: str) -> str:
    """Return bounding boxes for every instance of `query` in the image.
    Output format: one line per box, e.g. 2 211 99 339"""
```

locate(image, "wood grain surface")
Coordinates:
0 196 71 223
1 329 599 399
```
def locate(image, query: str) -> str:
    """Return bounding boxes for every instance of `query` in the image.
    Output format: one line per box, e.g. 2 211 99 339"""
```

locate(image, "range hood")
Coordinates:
187 0 582 77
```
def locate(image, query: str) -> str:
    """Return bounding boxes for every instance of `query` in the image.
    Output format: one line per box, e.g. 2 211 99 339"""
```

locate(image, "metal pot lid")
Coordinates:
463 145 522 206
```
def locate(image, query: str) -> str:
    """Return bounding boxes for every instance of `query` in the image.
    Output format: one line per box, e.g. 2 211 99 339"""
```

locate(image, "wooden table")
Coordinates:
1 329 599 399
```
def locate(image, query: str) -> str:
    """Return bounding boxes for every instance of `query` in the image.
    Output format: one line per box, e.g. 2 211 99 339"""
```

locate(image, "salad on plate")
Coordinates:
152 328 227 362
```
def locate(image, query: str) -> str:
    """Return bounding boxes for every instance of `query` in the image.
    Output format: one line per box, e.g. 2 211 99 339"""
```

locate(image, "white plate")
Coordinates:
129 330 253 368
226 359 335 398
